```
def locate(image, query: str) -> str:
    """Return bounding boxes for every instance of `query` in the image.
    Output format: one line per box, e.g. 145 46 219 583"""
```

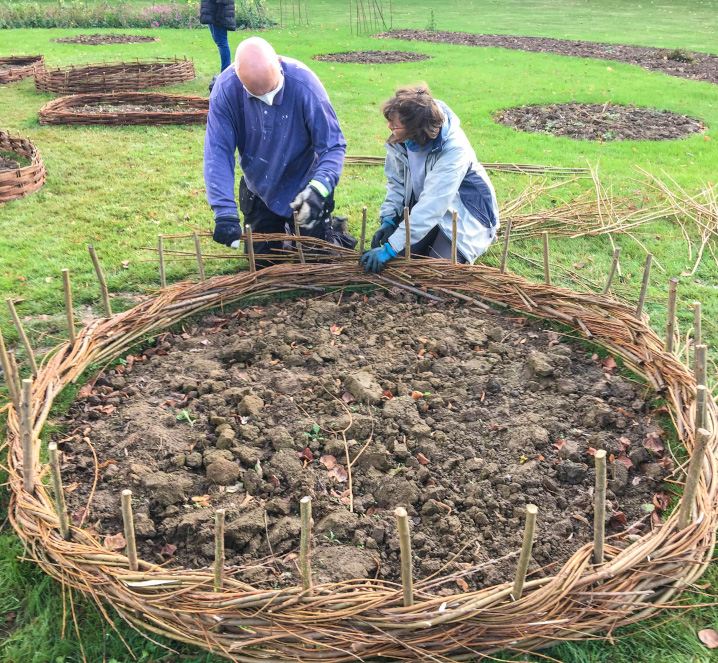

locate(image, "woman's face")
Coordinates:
387 115 409 143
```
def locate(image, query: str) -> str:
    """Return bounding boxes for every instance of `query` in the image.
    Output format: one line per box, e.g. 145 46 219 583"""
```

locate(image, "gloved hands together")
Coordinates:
290 180 329 229
213 216 242 249
360 243 397 273
370 217 397 249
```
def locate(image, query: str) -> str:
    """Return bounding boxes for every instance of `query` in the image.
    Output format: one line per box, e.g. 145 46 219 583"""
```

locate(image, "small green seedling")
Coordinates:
176 410 197 427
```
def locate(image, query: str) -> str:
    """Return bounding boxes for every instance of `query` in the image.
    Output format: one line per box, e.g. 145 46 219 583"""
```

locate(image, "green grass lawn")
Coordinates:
1 1 717 661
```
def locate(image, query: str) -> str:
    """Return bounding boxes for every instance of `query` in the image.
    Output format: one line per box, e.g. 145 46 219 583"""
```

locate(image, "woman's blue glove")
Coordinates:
360 243 397 273
370 217 397 249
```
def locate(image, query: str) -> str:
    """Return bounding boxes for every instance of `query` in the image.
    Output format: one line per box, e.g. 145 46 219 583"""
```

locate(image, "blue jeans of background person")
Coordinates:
209 24 231 72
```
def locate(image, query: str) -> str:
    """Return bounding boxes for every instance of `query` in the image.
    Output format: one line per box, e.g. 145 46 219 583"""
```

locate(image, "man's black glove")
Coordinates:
370 217 398 249
213 216 242 248
290 180 329 230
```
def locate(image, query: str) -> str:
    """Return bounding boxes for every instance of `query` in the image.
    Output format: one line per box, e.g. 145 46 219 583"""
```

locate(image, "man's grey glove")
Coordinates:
370 217 397 249
290 179 329 229
213 216 242 249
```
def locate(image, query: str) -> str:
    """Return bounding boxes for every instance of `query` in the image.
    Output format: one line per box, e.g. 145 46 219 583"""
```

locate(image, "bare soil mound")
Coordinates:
376 30 718 85
57 291 671 593
314 50 431 64
495 102 706 141
75 102 203 114
51 33 158 46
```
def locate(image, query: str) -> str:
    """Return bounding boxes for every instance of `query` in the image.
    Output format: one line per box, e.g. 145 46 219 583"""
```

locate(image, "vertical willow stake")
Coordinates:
7 351 21 410
694 344 707 388
500 218 512 274
695 384 707 432
193 232 206 282
542 232 551 285
121 490 138 571
300 496 312 592
293 211 305 264
0 326 20 412
665 277 679 353
593 450 607 564
602 247 621 294
48 442 70 540
636 253 653 318
61 269 76 345
360 206 367 254
245 224 256 273
451 209 458 264
677 428 710 529
394 507 414 606
403 206 411 263
512 504 537 600
21 379 34 495
158 235 167 289
6 298 38 376
214 508 226 591
87 245 112 317
693 301 701 347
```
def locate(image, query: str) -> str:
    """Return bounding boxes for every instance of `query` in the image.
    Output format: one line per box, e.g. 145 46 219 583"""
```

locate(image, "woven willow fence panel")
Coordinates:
0 55 44 84
0 130 46 202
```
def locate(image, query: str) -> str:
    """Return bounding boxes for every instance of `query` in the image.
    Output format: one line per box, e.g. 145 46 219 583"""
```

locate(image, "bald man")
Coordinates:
204 37 354 266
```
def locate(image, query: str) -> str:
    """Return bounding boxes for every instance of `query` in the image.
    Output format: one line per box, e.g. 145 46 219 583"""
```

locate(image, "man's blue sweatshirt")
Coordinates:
204 57 346 219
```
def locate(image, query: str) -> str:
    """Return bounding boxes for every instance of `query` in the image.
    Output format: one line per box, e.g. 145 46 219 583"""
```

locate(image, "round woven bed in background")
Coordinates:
38 92 209 126
6 249 717 661
0 130 46 202
0 55 44 84
34 57 195 95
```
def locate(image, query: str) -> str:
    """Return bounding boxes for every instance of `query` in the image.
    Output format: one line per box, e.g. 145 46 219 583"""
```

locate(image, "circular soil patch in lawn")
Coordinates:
52 33 159 46
58 291 670 592
314 50 431 64
494 102 706 141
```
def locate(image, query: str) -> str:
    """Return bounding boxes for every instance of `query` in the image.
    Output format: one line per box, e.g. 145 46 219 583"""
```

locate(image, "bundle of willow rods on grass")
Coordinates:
4 248 717 661
0 54 44 84
0 129 46 202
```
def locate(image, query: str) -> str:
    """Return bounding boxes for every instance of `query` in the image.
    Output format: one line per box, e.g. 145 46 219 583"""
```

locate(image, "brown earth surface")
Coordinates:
51 33 159 45
314 50 431 64
75 103 203 114
375 30 718 85
495 102 706 141
57 291 673 593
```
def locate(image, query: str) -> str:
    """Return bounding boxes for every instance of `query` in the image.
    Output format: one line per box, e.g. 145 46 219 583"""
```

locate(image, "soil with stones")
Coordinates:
74 103 204 114
495 102 706 141
376 30 718 86
57 291 673 594
51 33 159 46
314 50 431 64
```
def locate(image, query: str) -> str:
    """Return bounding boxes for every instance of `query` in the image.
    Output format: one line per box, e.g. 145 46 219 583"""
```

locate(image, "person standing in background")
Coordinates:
200 0 236 92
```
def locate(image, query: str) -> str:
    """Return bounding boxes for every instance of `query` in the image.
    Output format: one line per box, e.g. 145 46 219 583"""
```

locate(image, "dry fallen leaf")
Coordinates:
104 532 126 552
456 577 469 592
97 460 117 470
320 454 338 470
601 356 618 372
416 453 431 465
328 465 348 482
382 389 394 400
341 391 356 404
297 448 313 463
698 629 718 649
78 383 93 399
616 454 633 469
64 481 80 494
329 324 344 335
160 543 178 557
643 431 665 457
411 391 424 399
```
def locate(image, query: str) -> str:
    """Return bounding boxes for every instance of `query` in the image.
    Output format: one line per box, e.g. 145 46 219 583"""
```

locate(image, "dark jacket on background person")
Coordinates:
200 0 236 31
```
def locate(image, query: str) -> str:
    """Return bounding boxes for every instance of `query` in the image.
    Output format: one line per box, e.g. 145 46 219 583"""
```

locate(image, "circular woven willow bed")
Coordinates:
38 92 209 126
6 253 717 661
0 54 44 84
34 57 195 95
0 130 46 202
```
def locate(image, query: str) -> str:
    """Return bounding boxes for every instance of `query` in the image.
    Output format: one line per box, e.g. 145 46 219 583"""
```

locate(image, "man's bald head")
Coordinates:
235 37 282 96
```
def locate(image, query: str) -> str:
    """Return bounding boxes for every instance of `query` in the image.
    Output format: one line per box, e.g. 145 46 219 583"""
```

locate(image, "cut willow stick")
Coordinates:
695 385 707 431
6 298 38 376
677 428 710 529
300 496 312 592
593 450 607 564
48 441 70 540
694 344 707 388
542 232 551 285
121 489 139 572
500 218 512 274
0 326 20 412
395 507 413 607
214 508 226 591
451 209 458 265
193 232 205 282
158 235 167 289
403 206 411 263
602 247 621 294
245 224 256 273
360 206 367 254
21 378 34 495
61 268 76 345
636 253 653 318
87 245 112 317
692 301 701 347
665 277 679 354
512 504 537 600
7 350 20 398
293 211 305 265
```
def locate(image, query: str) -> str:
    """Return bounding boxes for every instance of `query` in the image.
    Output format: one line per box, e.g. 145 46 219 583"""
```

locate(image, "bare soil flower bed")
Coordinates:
375 30 718 85
57 290 671 593
0 130 46 202
495 102 706 141
314 50 431 64
51 33 159 46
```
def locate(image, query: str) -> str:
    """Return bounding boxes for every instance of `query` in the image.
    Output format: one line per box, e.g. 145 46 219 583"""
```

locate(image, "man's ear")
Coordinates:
277 56 283 63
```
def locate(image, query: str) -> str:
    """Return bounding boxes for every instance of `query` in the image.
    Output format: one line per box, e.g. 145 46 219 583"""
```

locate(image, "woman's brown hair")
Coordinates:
382 83 444 146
